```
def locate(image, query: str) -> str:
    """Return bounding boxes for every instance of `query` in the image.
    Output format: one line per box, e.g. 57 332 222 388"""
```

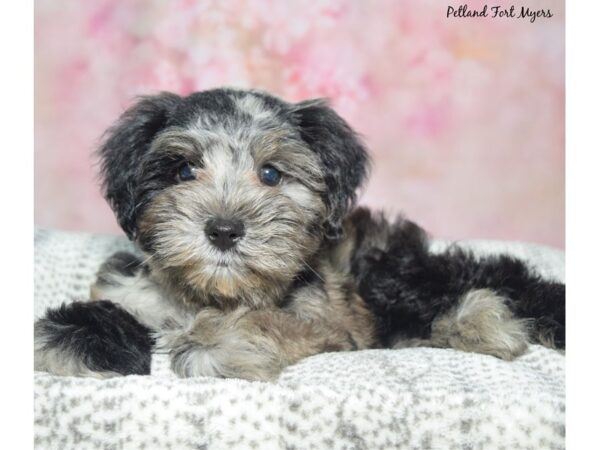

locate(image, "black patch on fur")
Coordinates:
168 89 243 127
346 332 359 351
290 100 370 240
99 92 182 239
349 208 566 348
36 300 154 375
291 266 323 290
279 266 325 309
99 251 144 279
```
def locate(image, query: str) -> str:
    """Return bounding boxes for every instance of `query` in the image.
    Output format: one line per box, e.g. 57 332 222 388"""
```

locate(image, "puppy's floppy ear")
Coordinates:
291 99 370 240
99 93 181 239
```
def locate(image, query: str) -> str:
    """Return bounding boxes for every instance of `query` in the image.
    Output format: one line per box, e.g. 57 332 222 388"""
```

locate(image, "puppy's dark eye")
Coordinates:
178 162 195 181
259 165 282 186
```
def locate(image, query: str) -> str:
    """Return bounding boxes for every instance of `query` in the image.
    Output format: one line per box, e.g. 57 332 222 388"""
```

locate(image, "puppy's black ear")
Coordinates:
99 93 181 239
291 99 370 240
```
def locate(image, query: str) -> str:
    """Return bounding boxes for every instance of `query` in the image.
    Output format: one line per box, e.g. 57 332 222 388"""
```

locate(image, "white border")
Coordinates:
566 0 600 446
0 0 33 448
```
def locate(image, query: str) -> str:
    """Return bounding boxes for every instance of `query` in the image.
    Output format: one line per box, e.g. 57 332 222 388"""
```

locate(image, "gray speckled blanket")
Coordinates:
34 228 565 450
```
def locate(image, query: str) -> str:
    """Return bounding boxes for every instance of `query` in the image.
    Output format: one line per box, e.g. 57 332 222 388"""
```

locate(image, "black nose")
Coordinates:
205 218 245 251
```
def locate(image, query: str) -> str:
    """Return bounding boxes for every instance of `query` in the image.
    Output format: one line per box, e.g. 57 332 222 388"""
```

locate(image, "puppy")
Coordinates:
34 88 565 381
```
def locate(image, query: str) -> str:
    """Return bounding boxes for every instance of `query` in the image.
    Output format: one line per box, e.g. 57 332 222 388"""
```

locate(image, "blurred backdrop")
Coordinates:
34 0 564 248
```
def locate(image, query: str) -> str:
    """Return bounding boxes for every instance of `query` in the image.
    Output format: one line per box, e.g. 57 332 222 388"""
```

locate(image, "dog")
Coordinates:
34 88 565 381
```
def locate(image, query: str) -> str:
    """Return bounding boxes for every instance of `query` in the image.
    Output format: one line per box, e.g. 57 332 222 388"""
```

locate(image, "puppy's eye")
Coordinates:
259 165 282 186
177 162 195 181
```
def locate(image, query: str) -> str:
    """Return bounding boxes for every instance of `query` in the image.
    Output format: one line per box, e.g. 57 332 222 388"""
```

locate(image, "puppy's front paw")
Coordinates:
165 308 282 381
169 341 207 378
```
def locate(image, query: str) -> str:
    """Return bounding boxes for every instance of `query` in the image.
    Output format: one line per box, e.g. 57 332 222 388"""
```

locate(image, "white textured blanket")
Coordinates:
34 228 565 450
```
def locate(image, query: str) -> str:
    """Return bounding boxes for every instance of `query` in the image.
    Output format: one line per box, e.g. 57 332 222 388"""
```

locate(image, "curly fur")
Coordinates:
34 88 565 381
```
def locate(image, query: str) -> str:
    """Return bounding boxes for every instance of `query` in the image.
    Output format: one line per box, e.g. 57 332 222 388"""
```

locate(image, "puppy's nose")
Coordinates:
205 218 245 251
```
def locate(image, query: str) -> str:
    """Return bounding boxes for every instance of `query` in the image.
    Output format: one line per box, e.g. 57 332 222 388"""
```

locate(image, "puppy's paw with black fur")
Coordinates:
34 300 155 377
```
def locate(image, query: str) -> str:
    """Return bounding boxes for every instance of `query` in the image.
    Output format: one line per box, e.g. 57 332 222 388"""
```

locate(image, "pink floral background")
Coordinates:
34 0 564 248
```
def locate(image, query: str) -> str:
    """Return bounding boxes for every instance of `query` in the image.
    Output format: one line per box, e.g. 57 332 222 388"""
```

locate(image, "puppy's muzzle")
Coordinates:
205 218 245 251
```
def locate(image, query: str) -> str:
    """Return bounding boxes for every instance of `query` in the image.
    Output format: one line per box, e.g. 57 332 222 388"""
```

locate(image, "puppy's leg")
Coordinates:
393 289 530 360
348 208 565 358
34 252 174 377
161 307 357 381
34 300 154 377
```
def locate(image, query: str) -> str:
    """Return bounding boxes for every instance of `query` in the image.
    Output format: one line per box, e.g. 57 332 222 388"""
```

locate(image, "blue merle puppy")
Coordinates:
34 88 565 381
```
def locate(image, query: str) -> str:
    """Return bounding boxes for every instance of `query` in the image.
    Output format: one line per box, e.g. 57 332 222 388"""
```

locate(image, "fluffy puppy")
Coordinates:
34 88 565 381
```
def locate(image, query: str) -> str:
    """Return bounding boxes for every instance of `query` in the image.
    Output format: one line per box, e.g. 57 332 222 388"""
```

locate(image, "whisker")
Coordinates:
300 258 325 283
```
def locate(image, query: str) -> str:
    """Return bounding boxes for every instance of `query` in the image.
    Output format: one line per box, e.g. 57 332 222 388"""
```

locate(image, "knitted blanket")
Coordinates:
34 228 565 450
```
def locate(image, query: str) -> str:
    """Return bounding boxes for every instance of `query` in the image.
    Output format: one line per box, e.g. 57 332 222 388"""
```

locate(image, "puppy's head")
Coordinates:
99 88 368 303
